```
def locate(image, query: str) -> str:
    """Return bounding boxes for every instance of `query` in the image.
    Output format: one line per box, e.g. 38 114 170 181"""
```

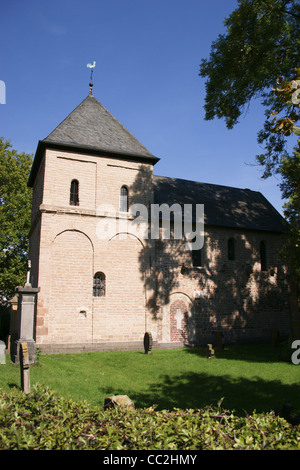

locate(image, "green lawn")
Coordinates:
1 344 299 416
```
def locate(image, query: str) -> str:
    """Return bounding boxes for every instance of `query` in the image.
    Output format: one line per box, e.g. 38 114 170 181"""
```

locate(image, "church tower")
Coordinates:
28 84 159 351
27 79 290 351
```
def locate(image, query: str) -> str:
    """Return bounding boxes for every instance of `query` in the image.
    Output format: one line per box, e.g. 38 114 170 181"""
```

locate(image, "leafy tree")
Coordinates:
200 0 299 128
266 71 300 267
199 0 300 340
280 148 300 275
200 0 299 174
0 137 32 303
272 74 300 342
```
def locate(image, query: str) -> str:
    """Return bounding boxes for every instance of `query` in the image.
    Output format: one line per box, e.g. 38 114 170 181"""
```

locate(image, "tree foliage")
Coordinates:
200 0 299 173
279 148 300 275
257 68 300 179
199 0 300 337
199 0 300 256
200 0 299 130
0 138 32 302
266 72 300 277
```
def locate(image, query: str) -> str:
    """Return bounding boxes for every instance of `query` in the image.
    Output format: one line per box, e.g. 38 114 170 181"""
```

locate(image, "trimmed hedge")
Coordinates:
0 385 299 450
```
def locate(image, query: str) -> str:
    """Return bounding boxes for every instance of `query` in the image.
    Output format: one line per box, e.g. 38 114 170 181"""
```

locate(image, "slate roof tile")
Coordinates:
153 175 287 232
44 94 155 158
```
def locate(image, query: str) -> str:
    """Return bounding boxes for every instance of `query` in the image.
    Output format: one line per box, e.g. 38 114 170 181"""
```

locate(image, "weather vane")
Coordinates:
87 61 96 95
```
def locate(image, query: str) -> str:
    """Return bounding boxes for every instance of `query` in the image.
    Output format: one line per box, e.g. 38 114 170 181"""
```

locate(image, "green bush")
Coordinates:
0 385 299 450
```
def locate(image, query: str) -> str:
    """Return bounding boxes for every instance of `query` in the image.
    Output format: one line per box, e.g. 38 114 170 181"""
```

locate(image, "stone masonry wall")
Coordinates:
30 149 154 347
29 147 290 350
154 226 290 345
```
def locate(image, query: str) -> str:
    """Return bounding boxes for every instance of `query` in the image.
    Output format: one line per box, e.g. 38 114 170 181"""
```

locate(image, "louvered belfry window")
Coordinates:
93 272 106 297
70 179 79 206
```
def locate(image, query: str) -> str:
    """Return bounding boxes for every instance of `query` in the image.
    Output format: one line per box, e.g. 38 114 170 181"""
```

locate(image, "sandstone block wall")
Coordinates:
29 148 290 350
154 227 289 345
29 149 154 347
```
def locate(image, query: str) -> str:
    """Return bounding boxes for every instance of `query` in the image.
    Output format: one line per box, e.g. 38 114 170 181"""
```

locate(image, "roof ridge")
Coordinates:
153 174 259 193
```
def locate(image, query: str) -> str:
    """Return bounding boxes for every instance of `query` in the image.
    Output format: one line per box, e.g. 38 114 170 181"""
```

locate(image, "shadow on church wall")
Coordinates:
129 165 290 346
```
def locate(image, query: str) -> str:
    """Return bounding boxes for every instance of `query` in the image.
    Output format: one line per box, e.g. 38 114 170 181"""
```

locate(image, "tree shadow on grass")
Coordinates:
184 343 293 364
127 370 300 417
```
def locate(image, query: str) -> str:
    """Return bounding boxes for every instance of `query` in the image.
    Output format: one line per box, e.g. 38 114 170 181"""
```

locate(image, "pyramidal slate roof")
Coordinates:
28 93 159 186
44 94 155 159
153 175 287 233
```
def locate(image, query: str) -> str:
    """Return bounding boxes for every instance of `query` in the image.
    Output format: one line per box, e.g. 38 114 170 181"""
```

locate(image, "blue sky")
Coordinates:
1 0 291 214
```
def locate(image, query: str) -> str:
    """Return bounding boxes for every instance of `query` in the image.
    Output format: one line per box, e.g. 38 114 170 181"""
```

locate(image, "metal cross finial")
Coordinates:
87 61 96 95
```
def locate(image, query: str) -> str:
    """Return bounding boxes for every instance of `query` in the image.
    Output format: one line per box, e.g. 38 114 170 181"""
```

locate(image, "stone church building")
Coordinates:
28 85 290 353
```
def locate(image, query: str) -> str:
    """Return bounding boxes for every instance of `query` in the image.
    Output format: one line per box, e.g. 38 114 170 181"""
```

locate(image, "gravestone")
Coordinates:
144 331 153 354
104 395 135 410
20 342 30 393
206 344 215 359
0 340 6 364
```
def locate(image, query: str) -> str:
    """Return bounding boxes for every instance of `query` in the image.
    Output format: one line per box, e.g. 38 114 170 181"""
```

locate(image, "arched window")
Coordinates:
228 237 235 260
120 186 128 212
70 179 79 206
260 241 267 271
93 272 106 297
